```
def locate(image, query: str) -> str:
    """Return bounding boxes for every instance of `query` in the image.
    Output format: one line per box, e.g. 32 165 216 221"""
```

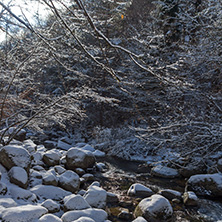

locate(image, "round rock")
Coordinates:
9 166 28 188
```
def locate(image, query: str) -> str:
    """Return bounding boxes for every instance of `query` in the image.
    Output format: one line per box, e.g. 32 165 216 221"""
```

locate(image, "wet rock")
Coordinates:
134 194 173 221
43 149 61 166
0 198 17 208
0 182 8 195
84 185 107 209
132 216 147 222
0 145 31 171
1 204 47 222
66 148 96 170
127 183 154 198
183 191 198 206
158 189 182 201
64 194 91 211
186 173 222 197
41 199 60 213
38 214 62 222
58 170 80 193
61 208 107 222
151 165 180 178
30 185 71 201
9 166 28 188
217 159 222 172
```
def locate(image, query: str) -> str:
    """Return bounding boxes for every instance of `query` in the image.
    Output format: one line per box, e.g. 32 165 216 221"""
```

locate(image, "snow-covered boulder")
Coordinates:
127 183 154 198
41 199 60 213
30 185 71 201
186 173 222 197
38 214 62 222
158 189 182 201
58 170 80 193
64 194 91 211
132 216 147 222
84 185 107 209
66 148 96 169
1 204 47 222
134 194 173 221
10 187 37 203
182 191 198 206
0 198 17 208
151 165 180 178
74 217 95 222
61 208 107 222
0 145 31 171
43 149 61 166
42 171 58 186
9 166 28 188
0 182 7 195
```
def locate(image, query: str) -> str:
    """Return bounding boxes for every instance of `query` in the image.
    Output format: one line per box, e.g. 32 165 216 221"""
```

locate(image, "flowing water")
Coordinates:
96 156 222 222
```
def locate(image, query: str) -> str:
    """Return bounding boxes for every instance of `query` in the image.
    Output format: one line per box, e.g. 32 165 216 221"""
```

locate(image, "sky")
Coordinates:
0 0 50 42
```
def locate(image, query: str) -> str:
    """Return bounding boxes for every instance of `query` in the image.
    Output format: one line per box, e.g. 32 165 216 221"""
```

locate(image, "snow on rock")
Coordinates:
30 185 71 201
84 185 107 209
66 148 96 170
0 181 7 195
54 165 66 175
75 216 96 222
41 199 60 213
1 204 48 222
132 216 147 222
182 191 198 206
127 183 154 198
63 194 91 211
186 173 222 197
42 171 58 186
9 166 28 188
38 213 62 222
57 140 73 151
23 140 37 154
0 198 17 208
58 170 80 193
10 186 37 203
134 194 173 221
82 173 94 182
0 145 31 171
93 150 105 158
158 189 182 201
82 144 95 152
42 149 61 166
61 208 108 222
151 165 180 178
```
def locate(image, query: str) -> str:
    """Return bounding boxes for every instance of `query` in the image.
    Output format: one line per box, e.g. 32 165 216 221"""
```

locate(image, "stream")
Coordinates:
95 156 222 222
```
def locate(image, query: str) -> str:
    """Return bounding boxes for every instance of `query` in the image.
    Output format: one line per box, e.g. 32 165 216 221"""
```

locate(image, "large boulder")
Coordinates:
38 214 62 222
186 173 222 197
134 194 173 222
30 185 71 201
0 145 31 171
58 170 80 193
64 194 91 211
42 149 61 166
84 185 107 209
66 148 96 170
61 208 107 222
1 204 47 222
9 166 28 188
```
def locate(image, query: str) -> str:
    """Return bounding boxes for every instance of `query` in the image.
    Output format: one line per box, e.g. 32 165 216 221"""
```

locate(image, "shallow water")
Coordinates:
97 156 222 222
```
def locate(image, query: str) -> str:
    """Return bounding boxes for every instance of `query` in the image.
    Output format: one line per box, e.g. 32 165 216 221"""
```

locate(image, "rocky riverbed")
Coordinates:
0 135 222 222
